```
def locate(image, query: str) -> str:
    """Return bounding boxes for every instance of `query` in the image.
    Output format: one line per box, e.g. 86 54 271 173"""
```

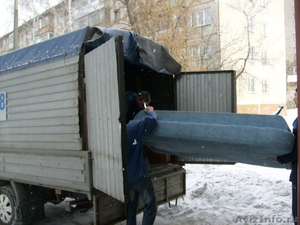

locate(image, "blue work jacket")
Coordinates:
126 111 157 183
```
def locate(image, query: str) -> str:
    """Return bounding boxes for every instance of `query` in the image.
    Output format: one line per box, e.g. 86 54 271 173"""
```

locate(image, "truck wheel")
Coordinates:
0 186 17 225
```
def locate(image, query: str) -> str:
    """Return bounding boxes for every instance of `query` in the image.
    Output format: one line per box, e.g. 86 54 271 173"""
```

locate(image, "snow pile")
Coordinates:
155 163 293 225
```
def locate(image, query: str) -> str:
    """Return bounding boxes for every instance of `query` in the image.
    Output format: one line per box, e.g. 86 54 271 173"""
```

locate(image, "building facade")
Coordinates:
220 0 286 114
285 0 297 108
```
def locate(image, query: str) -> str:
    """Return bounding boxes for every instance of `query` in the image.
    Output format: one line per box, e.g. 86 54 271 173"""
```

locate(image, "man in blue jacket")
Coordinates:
126 106 157 225
271 88 298 225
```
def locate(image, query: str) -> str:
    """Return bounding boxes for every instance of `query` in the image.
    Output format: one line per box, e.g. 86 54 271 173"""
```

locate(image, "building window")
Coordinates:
89 12 100 26
25 30 33 45
114 9 121 21
262 80 268 93
261 21 267 36
38 16 53 29
193 45 200 59
8 33 14 49
192 8 211 27
247 16 254 32
200 42 212 57
100 8 111 24
56 17 60 26
192 42 212 59
261 51 267 65
260 0 266 7
249 47 255 61
0 40 4 52
248 77 255 92
20 34 25 46
76 16 88 29
294 22 296 34
36 32 53 43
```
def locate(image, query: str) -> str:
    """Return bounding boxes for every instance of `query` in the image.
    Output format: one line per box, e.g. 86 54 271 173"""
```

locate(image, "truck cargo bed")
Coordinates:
93 163 186 225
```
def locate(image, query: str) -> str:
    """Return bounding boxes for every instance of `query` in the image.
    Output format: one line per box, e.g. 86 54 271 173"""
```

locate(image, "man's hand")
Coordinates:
270 156 278 163
144 106 154 113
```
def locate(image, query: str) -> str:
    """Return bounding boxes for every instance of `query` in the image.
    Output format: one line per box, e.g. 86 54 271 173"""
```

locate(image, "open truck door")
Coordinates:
174 70 237 164
83 27 185 224
84 37 127 203
84 36 129 224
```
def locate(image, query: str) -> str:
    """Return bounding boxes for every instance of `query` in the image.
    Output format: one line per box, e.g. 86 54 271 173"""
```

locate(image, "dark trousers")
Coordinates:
292 183 298 225
127 176 157 225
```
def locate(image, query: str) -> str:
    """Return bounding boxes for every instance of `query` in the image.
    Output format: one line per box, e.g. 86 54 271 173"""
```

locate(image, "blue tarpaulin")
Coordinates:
0 27 89 74
0 26 181 75
85 27 181 75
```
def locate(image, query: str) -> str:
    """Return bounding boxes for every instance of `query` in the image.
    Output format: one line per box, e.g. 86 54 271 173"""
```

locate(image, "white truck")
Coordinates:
0 26 235 225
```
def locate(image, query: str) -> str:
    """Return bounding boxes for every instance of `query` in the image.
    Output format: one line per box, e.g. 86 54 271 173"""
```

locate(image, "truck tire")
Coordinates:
0 186 17 225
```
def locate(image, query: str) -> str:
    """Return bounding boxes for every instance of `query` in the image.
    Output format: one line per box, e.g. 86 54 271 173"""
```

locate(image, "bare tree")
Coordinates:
6 0 283 82
115 0 201 71
114 0 282 82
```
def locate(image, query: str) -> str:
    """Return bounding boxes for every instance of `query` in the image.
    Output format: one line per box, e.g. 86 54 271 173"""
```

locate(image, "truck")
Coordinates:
0 26 236 225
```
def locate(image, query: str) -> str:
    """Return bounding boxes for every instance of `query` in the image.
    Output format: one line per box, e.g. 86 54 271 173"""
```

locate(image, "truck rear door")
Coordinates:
175 70 237 164
84 37 127 203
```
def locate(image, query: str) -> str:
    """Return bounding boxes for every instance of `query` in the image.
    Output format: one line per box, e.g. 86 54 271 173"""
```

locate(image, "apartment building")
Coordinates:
222 0 286 114
0 0 288 115
285 0 297 107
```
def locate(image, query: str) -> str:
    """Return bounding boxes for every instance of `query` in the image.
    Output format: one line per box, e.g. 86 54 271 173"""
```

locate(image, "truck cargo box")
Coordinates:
0 26 186 224
0 26 236 225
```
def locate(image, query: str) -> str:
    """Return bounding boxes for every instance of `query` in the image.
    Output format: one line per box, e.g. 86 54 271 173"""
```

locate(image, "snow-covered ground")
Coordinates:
33 109 298 225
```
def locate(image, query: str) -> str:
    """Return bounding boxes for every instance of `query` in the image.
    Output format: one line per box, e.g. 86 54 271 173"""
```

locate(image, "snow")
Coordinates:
33 163 294 225
154 164 293 225
33 109 298 225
